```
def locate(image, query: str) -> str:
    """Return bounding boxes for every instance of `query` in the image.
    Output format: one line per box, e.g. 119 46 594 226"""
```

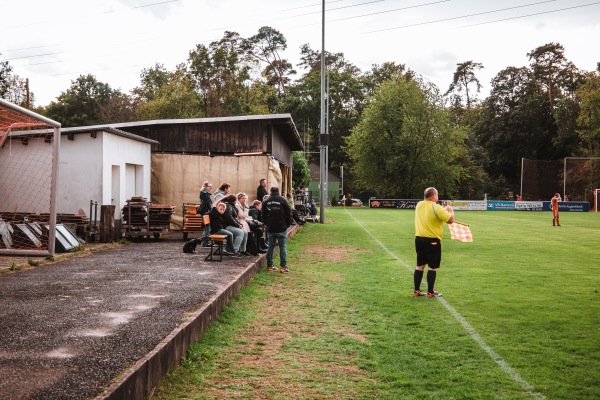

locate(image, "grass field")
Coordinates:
154 208 600 399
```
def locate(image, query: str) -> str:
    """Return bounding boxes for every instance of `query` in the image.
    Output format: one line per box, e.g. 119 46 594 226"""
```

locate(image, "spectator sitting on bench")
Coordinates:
309 200 318 222
236 193 266 255
221 194 250 256
208 202 237 256
286 192 305 226
249 199 268 250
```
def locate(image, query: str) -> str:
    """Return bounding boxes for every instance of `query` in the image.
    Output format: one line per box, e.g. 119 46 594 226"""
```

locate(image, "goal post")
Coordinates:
521 157 600 202
0 99 61 256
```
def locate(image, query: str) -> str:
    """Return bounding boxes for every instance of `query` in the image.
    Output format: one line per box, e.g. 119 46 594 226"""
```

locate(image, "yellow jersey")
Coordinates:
415 200 452 240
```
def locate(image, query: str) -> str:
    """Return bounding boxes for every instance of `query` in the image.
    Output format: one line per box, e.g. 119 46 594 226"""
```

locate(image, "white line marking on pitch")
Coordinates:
345 209 546 400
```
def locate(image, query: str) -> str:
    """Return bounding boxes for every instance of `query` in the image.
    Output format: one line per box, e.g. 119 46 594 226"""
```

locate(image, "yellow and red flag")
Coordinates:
448 221 473 242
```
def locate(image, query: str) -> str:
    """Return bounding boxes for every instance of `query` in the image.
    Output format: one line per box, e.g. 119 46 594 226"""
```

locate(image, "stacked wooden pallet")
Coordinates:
149 204 176 225
121 197 175 239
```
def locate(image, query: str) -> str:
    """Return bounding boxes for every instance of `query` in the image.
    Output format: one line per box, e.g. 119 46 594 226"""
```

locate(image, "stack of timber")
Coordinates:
121 197 175 239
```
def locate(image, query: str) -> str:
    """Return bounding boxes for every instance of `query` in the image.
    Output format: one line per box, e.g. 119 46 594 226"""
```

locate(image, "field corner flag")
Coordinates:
448 221 473 242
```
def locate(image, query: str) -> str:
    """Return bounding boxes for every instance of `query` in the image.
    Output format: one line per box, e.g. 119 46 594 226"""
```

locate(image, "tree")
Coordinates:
346 76 463 198
131 63 174 102
1 73 34 108
0 57 34 108
135 65 203 120
363 62 409 96
97 92 136 123
242 26 296 95
42 74 117 127
0 56 12 99
188 31 253 117
474 66 556 185
527 42 579 110
292 151 311 188
280 45 365 181
445 61 483 110
577 71 600 155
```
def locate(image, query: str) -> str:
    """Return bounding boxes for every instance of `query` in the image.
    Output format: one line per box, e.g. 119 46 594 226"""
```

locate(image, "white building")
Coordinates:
56 126 157 219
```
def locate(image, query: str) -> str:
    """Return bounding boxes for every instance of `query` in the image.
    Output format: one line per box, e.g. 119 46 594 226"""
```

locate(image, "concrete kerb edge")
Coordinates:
96 224 299 399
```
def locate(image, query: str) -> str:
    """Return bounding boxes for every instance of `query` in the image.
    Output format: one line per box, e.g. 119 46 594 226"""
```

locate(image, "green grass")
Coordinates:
154 208 600 399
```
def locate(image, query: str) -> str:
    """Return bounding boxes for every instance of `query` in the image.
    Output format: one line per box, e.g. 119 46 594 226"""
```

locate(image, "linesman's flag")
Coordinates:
448 221 473 242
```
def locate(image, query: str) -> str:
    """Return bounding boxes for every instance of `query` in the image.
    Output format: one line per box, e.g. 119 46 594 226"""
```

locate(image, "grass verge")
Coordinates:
152 208 600 400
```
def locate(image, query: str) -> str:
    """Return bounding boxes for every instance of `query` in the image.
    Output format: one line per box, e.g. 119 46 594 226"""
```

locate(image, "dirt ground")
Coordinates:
0 232 259 399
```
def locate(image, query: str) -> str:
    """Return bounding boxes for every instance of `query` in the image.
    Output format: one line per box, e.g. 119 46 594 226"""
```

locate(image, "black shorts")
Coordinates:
415 236 442 269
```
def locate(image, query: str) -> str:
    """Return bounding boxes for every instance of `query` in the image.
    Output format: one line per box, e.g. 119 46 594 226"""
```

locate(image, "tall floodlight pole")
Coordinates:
319 0 328 223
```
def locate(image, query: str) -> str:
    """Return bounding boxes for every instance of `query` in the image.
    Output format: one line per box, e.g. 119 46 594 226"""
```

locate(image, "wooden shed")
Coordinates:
111 114 303 228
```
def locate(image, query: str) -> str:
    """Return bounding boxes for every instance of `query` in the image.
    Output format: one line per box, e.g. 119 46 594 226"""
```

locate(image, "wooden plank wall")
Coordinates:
124 120 269 154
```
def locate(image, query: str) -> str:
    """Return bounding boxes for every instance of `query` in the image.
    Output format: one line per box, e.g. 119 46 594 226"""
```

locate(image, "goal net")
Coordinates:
521 158 600 202
520 158 563 201
0 99 61 255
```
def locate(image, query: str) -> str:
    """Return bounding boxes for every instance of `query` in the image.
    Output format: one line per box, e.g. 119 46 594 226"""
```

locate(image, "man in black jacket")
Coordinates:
257 179 268 201
262 186 293 273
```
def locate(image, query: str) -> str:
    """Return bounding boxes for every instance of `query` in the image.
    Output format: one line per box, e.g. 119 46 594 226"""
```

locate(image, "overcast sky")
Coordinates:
2 0 599 106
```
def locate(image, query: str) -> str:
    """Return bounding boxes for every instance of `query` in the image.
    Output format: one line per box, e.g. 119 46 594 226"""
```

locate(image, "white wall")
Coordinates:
56 134 103 214
56 131 151 220
102 133 151 219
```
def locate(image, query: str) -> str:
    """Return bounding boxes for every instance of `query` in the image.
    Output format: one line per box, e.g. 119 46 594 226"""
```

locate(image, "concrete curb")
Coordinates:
96 224 299 399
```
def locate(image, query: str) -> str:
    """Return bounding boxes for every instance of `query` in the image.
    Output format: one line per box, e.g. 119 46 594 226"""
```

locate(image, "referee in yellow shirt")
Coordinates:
413 187 454 298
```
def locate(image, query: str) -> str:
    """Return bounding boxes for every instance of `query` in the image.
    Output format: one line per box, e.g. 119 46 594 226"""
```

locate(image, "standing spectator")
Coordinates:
413 187 454 298
551 193 561 226
214 182 231 203
198 181 212 246
262 187 293 273
257 179 268 202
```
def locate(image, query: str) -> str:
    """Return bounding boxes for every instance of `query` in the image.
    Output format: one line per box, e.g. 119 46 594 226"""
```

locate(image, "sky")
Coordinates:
2 0 599 107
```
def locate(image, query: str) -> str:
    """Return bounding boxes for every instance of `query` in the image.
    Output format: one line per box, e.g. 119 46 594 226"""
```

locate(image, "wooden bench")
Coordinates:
202 215 228 262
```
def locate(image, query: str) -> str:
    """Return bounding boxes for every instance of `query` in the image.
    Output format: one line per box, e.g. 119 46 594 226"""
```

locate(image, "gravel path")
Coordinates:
0 234 255 399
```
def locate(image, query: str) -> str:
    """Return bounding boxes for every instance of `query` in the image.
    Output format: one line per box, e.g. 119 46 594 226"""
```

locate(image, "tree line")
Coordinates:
2 27 599 200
